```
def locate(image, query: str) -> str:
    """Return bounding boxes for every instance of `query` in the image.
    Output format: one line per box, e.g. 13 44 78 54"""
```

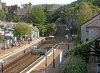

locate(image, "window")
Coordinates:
86 27 89 32
5 31 10 34
86 38 88 41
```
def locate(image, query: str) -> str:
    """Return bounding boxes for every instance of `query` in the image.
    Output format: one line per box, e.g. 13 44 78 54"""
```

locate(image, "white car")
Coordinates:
4 31 13 39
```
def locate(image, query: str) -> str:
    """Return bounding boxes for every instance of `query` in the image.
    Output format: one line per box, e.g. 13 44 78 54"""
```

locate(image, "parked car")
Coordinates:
4 31 13 39
5 27 14 31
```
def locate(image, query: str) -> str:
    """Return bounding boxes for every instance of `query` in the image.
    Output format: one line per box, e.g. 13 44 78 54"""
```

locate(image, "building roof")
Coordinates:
31 26 39 31
88 20 100 28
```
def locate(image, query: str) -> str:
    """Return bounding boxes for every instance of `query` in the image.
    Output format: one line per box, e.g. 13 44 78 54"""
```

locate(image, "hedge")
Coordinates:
68 37 98 63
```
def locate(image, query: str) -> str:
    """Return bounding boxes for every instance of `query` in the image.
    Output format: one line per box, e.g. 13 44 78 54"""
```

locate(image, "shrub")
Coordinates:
68 37 98 63
61 55 87 73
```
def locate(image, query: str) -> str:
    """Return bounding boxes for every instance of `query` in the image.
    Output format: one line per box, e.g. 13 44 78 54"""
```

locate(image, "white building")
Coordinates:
31 26 39 40
81 13 100 42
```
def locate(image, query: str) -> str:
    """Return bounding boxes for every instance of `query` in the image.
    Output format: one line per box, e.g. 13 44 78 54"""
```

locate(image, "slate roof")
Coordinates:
88 20 100 28
31 26 39 31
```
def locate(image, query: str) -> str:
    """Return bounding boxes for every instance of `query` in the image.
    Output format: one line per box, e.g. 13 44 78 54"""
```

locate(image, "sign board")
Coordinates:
31 49 47 55
32 49 46 53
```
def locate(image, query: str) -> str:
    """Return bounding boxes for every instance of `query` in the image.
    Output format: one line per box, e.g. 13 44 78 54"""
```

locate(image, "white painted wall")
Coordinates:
81 14 100 42
89 27 100 40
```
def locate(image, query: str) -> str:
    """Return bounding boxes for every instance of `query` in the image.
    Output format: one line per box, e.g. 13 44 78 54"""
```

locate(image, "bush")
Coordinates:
61 55 87 73
37 23 56 36
68 37 98 63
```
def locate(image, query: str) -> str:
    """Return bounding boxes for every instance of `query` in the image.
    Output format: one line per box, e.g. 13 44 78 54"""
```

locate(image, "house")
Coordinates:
81 13 100 42
30 25 39 40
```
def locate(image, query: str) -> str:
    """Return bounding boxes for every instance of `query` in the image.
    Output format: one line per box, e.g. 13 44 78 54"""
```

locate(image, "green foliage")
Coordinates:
61 55 87 73
29 7 46 25
0 34 3 41
45 23 55 33
37 23 56 36
13 22 32 36
0 9 6 20
60 1 100 35
68 37 98 63
12 15 21 22
77 2 92 25
73 2 93 34
92 0 100 7
37 24 47 36
61 37 99 73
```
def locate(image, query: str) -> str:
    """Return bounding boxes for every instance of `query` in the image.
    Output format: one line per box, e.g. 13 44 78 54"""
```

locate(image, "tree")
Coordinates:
28 6 46 25
61 55 87 73
37 23 56 36
76 2 92 34
12 15 21 22
92 0 100 7
13 22 32 37
0 9 6 20
0 34 3 41
77 2 92 25
37 24 47 36
45 23 56 33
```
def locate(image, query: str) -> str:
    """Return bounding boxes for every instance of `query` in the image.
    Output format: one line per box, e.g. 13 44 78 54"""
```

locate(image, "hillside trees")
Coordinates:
28 6 46 25
76 2 92 34
60 1 100 35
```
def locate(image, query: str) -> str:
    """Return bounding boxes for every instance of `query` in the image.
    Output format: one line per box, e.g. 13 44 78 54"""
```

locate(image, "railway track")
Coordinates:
1 23 67 73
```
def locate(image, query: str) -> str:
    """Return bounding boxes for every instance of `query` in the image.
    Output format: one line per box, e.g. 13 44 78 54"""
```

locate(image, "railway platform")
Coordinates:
0 37 44 57
25 43 74 73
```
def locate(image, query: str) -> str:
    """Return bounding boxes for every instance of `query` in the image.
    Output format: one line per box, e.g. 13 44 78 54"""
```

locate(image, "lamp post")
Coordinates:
49 35 55 68
66 28 69 50
65 35 69 50
74 34 77 46
0 60 4 73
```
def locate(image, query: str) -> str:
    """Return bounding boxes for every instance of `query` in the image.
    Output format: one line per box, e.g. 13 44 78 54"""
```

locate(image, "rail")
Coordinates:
20 42 63 73
0 37 45 60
